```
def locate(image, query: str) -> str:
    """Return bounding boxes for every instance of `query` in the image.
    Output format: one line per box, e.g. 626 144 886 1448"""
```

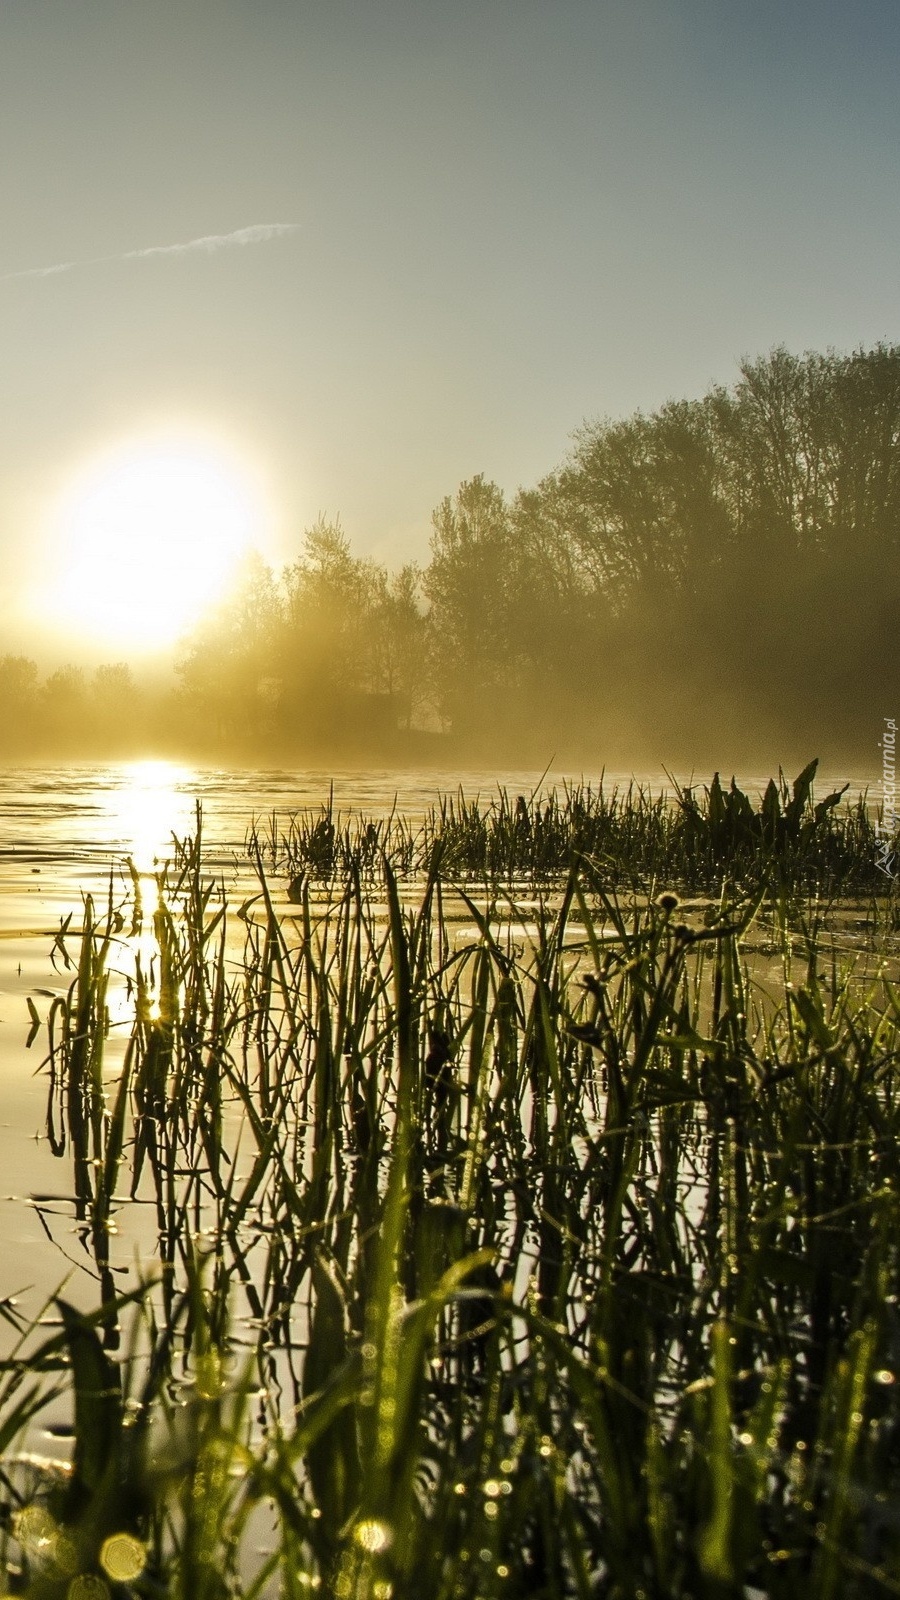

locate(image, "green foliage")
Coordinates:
268 762 888 895
672 758 853 877
2 818 900 1595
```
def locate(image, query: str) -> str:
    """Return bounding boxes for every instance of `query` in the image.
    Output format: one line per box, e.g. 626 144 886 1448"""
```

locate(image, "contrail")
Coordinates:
0 222 300 282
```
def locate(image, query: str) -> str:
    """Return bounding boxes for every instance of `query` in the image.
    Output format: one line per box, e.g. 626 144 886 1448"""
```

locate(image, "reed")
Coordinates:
0 813 898 1597
261 760 892 898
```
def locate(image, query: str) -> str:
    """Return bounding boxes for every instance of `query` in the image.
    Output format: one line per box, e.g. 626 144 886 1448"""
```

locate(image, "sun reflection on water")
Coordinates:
104 760 196 874
97 762 198 1035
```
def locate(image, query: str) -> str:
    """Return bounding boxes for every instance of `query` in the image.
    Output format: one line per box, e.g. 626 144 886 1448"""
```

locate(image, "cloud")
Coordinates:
120 222 300 262
0 223 300 283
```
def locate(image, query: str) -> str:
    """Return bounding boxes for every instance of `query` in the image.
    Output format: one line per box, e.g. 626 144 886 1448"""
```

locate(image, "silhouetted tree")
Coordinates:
425 475 517 734
367 563 429 728
6 340 896 765
177 552 283 741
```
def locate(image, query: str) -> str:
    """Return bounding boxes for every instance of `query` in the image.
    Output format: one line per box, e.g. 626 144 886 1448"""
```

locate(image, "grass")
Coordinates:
259 760 891 898
0 788 898 1596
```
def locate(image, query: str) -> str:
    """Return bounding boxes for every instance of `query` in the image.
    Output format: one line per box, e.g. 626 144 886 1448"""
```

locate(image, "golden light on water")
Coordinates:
39 434 267 652
100 762 197 1033
105 759 195 874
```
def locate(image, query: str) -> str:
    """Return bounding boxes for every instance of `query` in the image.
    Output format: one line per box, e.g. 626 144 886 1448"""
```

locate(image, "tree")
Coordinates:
561 398 734 609
41 666 88 748
177 552 283 742
0 656 39 750
367 563 429 728
424 476 516 732
281 520 373 691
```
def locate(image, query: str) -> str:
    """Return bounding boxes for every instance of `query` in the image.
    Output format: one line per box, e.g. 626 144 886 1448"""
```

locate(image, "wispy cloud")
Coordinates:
0 222 300 283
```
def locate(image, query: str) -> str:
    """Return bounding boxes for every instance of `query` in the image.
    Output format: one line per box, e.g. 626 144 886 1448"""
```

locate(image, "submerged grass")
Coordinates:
1 803 900 1597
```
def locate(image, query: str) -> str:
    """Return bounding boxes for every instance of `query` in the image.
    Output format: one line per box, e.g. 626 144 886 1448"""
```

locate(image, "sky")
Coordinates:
1 0 899 660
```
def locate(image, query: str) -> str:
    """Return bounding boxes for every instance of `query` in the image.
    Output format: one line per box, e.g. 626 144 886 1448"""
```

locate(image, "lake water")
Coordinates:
0 756 874 904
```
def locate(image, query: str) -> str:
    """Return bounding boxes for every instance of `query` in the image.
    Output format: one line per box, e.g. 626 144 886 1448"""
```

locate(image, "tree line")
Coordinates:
3 343 898 763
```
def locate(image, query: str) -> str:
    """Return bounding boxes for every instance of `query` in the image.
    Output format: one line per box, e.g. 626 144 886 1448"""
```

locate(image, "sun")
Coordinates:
41 435 267 653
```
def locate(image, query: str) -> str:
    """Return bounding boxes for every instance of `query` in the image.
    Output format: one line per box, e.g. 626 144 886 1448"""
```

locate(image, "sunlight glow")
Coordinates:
41 435 266 652
99 761 196 1032
105 758 195 873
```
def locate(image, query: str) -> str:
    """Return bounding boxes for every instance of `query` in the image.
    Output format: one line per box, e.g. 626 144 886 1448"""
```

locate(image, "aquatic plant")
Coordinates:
263 761 890 898
1 824 899 1596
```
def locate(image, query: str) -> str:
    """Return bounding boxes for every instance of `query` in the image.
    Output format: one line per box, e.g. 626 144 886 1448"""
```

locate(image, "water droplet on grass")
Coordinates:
354 1520 392 1555
100 1534 146 1583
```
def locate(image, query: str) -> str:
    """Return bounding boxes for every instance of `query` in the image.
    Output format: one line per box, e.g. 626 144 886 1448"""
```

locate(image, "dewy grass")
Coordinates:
1 811 899 1596
260 760 894 898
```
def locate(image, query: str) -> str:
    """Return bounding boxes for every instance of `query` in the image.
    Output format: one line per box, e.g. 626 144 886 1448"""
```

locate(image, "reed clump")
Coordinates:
0 819 898 1597
262 760 891 898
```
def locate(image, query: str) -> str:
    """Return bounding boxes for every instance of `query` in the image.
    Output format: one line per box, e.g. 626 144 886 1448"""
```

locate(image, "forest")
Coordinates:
3 342 899 765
